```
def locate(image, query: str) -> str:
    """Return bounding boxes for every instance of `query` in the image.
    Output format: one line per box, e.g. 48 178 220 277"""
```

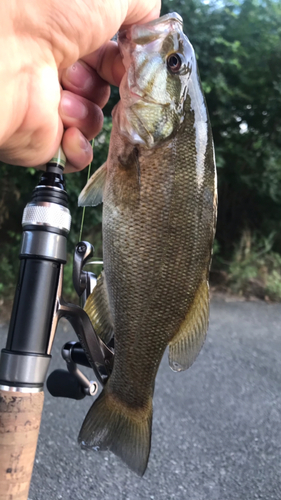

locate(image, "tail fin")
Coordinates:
78 389 152 476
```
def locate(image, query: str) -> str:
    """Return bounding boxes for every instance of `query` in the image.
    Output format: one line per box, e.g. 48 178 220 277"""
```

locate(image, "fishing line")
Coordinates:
79 140 93 242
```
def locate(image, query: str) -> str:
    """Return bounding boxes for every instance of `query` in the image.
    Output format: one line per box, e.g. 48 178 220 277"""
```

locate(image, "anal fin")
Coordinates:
168 280 210 372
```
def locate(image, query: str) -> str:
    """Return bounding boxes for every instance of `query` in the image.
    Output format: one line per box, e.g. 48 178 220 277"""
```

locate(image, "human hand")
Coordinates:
0 0 160 172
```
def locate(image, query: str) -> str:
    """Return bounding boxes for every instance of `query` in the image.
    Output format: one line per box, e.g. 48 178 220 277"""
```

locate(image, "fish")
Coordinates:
78 12 217 476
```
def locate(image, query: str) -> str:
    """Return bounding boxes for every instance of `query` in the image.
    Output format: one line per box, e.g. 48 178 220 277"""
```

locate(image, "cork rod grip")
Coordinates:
0 389 44 500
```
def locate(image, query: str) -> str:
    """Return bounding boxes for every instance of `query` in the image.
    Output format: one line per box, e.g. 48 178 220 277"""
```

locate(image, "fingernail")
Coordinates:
65 62 93 90
61 94 88 120
79 134 92 153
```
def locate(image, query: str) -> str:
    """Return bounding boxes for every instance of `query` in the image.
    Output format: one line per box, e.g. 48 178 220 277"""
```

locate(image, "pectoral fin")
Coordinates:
78 163 107 207
168 280 209 372
84 271 114 344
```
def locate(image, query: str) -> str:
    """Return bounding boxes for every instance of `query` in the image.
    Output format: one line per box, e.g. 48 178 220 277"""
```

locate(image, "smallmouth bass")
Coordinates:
78 12 217 476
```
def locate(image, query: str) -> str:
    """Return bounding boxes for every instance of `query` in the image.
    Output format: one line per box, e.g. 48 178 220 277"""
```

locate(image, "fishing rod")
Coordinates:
0 148 114 500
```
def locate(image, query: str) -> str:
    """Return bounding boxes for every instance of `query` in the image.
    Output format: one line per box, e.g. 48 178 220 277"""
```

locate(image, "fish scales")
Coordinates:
78 12 217 476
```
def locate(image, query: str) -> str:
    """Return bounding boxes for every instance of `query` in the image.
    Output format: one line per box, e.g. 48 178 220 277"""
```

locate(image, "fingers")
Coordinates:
59 92 102 172
60 60 108 172
60 90 104 139
61 60 111 107
82 41 124 87
62 127 93 173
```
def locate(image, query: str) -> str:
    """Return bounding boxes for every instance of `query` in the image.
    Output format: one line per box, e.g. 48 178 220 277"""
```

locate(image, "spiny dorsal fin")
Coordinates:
78 163 107 207
84 271 114 345
168 280 209 372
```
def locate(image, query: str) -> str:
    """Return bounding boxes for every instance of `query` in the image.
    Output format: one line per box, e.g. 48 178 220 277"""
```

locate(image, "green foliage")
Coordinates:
228 230 281 300
266 269 281 301
0 255 15 296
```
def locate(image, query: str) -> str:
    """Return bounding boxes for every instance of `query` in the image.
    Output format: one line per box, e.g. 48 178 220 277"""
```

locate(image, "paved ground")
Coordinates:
1 297 281 500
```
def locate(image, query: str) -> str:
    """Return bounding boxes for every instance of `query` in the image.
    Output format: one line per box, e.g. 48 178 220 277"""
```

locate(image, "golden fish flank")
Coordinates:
78 12 217 476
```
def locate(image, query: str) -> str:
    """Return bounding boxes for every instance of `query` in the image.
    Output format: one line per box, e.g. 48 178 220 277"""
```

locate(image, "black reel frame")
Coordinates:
0 159 114 401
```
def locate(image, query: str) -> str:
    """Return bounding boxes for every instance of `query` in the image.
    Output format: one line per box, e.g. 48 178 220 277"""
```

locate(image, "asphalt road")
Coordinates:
1 297 281 500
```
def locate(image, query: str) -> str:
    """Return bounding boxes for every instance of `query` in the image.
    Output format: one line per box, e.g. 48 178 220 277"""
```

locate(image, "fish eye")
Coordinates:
167 53 182 74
